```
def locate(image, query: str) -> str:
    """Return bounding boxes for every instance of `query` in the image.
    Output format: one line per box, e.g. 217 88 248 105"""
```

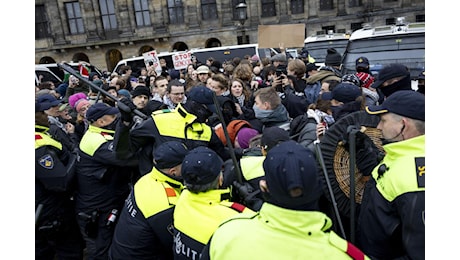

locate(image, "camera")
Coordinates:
275 65 287 77
275 68 284 77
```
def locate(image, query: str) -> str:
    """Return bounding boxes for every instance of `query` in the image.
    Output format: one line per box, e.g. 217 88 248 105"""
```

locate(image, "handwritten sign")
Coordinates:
143 50 160 73
173 51 192 70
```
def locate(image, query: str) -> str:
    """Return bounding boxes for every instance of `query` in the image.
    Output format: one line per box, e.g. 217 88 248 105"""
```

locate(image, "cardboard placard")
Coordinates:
142 50 161 73
258 24 305 48
172 51 192 70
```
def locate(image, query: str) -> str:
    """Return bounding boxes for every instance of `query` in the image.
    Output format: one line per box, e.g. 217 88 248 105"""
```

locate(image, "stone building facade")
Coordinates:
35 0 424 73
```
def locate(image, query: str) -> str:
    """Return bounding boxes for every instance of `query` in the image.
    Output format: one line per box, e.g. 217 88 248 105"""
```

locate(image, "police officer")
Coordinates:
35 102 84 260
37 94 79 152
360 90 425 259
172 146 254 260
201 141 370 260
109 141 189 260
114 83 230 176
74 103 138 259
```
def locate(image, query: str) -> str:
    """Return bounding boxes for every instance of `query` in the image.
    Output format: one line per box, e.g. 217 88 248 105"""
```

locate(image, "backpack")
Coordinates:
289 114 317 141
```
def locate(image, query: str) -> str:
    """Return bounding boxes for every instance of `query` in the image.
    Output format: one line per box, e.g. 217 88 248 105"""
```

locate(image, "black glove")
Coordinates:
233 147 244 160
342 130 383 176
117 98 136 123
232 180 263 211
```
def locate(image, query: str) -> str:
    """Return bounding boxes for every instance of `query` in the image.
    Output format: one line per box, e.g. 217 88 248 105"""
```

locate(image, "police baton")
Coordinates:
314 139 347 239
57 62 148 120
210 92 243 184
346 125 360 244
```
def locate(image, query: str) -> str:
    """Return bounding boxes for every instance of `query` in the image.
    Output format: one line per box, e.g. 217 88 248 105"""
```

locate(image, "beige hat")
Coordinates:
196 65 210 74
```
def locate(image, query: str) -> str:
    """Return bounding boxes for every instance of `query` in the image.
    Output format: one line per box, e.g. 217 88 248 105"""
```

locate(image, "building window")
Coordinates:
322 25 335 34
351 22 362 31
201 0 218 20
319 0 334 10
36 5 50 39
134 0 151 27
291 0 304 14
348 0 362 7
65 2 85 34
261 0 276 17
99 0 118 30
415 14 425 22
168 0 184 24
386 18 396 25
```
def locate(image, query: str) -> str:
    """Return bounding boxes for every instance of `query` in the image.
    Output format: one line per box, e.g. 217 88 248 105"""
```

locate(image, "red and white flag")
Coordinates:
79 63 90 78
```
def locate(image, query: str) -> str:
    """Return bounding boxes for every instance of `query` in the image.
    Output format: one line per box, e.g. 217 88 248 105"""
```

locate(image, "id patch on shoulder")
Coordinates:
415 157 425 188
39 154 54 169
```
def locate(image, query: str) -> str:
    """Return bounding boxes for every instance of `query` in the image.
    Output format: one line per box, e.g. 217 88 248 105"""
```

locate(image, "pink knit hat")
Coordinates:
69 92 88 108
75 99 90 113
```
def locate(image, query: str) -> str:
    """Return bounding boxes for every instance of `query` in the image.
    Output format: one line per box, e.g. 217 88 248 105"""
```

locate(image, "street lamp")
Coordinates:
236 2 248 44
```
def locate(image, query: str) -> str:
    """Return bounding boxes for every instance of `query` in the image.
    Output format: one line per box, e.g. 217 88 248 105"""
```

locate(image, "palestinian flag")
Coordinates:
79 63 91 78
63 71 70 83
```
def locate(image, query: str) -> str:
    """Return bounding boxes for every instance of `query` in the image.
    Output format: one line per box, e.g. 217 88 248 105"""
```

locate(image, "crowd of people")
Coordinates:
35 47 425 260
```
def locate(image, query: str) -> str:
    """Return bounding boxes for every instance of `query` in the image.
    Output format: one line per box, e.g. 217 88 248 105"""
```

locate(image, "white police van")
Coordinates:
341 17 425 82
36 62 104 83
112 51 182 77
113 44 260 76
304 30 351 66
35 65 62 86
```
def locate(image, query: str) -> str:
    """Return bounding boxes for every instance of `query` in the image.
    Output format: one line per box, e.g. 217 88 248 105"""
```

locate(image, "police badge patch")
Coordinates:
39 154 54 169
415 157 425 188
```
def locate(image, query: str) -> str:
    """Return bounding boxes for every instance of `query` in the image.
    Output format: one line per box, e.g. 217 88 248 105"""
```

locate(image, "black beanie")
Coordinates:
325 48 342 67
131 86 150 98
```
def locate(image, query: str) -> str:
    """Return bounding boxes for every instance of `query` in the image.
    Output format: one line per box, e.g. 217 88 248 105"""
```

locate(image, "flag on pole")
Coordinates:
79 63 90 78
63 71 70 83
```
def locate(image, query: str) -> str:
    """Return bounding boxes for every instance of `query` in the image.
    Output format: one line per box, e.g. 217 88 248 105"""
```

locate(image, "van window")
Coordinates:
304 33 350 64
37 63 103 82
35 68 62 86
341 24 425 80
113 53 175 77
191 44 258 65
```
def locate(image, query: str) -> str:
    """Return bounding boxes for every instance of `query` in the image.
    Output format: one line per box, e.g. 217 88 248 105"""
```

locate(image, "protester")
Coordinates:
372 63 412 98
252 87 291 132
304 48 342 105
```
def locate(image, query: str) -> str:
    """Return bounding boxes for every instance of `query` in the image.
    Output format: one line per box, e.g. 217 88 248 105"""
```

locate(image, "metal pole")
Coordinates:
314 140 347 239
210 92 243 184
57 62 148 120
347 126 359 244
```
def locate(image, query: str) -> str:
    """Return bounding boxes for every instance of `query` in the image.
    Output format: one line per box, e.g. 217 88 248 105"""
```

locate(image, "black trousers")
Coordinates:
77 210 117 260
35 216 85 260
